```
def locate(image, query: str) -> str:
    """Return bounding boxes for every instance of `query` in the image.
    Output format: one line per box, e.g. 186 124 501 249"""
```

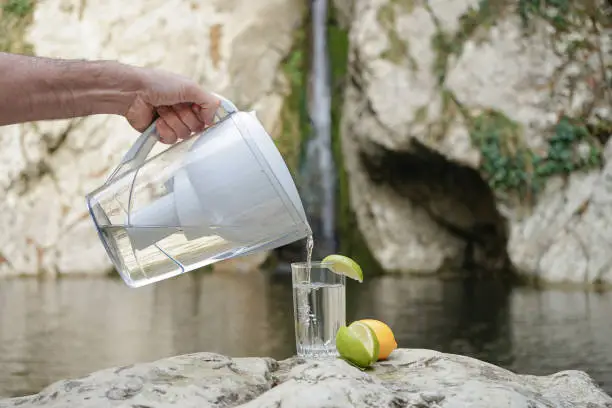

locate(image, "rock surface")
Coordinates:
0 0 304 276
1 348 611 407
337 0 612 285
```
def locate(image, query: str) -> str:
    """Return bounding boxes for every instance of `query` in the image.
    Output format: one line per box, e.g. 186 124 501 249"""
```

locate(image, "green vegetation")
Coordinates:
468 110 603 201
516 0 606 33
518 0 572 29
328 2 383 275
2 0 33 17
425 0 610 202
430 0 606 84
275 3 382 272
277 18 310 176
0 0 36 54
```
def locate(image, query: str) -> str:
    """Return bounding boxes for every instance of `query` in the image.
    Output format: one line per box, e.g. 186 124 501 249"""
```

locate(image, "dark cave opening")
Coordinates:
359 139 515 278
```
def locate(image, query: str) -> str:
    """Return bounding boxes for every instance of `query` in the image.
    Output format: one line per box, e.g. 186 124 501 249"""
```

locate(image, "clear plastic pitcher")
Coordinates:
86 95 311 288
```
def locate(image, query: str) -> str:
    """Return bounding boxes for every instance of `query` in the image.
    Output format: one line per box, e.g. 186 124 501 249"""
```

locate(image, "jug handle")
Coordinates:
104 93 239 184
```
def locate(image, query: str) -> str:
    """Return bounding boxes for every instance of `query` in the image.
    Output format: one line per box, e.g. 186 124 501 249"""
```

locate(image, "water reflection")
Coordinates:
348 276 514 365
507 289 612 388
0 272 611 397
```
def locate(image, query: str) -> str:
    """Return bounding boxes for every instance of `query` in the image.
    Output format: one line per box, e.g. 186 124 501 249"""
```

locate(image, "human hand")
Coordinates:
125 67 220 144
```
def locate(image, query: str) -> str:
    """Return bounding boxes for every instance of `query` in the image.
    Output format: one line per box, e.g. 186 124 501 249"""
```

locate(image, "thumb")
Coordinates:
126 97 157 132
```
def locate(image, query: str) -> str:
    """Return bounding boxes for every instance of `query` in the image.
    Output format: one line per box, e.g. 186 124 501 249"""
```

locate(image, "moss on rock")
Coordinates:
469 110 603 201
0 0 36 54
426 0 610 203
277 16 310 176
376 1 418 70
517 0 608 33
429 0 508 85
329 1 384 275
274 3 382 272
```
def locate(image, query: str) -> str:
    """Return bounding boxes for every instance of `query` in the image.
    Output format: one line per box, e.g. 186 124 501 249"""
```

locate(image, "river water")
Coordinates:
1 270 611 397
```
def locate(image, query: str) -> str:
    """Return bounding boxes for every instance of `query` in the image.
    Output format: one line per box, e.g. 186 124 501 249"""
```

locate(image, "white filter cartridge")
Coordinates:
127 193 180 251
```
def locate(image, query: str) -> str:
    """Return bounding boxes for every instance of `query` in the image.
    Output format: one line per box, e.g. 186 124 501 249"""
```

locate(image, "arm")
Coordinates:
0 52 220 143
0 52 138 124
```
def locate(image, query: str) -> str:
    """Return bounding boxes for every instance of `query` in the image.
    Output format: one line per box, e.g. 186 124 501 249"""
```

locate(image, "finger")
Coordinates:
155 118 178 144
190 105 208 132
194 96 221 127
157 106 192 141
173 82 220 126
172 103 206 137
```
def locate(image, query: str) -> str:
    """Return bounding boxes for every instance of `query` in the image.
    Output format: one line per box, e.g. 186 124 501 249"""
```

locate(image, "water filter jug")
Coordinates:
86 95 311 288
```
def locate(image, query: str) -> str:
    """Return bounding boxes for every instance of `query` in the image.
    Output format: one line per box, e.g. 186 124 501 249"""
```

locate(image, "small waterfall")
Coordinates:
301 0 337 257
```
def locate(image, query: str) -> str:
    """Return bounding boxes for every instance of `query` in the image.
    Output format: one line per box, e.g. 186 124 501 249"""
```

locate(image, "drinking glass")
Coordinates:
291 261 346 359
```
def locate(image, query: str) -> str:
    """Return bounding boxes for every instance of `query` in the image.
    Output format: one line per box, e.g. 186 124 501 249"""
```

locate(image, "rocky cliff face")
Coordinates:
2 349 611 407
0 0 305 276
2 0 610 286
336 0 612 286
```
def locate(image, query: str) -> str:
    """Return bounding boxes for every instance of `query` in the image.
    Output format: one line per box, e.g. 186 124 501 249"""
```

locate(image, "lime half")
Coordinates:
336 321 380 368
322 254 364 282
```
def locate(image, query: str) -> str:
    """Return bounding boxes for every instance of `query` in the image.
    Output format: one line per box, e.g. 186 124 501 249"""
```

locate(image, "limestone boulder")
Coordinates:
0 0 304 276
1 349 610 407
337 0 612 284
